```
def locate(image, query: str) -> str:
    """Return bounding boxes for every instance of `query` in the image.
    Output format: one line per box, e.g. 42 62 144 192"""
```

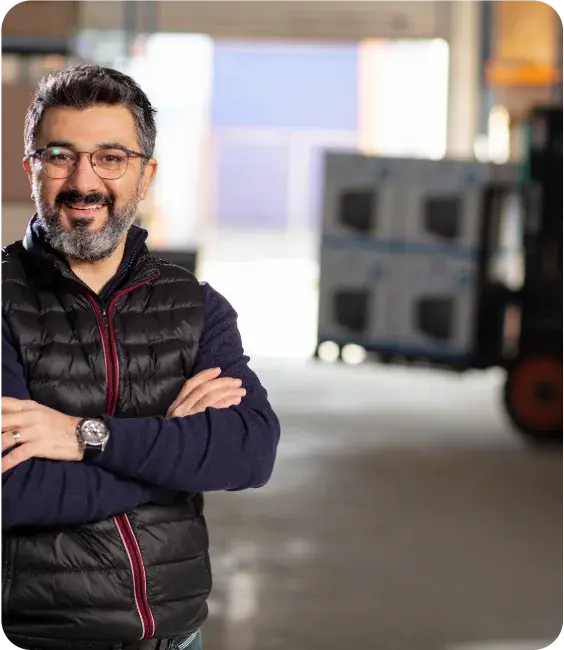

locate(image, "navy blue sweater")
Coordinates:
2 263 280 529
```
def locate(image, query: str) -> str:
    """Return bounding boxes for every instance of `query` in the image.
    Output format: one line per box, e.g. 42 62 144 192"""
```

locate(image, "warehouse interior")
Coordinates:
1 2 562 649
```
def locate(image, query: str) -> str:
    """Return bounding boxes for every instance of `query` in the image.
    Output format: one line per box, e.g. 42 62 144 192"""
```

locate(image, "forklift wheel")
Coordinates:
503 354 563 444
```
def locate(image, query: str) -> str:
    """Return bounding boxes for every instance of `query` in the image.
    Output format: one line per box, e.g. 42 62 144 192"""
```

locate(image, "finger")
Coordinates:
190 387 246 413
167 368 222 414
167 376 240 417
0 431 32 452
1 411 36 433
173 379 242 415
1 397 35 414
171 398 240 417
172 388 246 417
213 396 243 409
2 443 35 473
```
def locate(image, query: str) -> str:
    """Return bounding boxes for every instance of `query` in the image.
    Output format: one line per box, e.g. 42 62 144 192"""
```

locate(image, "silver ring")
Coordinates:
12 431 21 444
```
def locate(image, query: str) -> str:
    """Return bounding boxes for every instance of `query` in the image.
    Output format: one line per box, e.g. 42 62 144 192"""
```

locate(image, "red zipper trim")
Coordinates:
106 278 156 415
86 294 114 414
86 274 158 639
113 515 155 638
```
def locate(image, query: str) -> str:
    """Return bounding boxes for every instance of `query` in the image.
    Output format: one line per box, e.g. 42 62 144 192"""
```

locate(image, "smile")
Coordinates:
65 203 106 210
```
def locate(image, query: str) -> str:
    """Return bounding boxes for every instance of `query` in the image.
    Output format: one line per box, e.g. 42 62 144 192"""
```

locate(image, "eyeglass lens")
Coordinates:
38 146 129 179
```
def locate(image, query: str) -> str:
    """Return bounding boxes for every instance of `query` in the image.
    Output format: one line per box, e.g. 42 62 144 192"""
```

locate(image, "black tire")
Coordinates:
503 354 563 445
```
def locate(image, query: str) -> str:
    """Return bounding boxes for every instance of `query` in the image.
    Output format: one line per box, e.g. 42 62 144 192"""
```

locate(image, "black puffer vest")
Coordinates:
2 224 211 649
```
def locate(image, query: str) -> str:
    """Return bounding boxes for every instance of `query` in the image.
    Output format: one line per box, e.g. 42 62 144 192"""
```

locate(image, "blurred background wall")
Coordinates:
2 0 561 358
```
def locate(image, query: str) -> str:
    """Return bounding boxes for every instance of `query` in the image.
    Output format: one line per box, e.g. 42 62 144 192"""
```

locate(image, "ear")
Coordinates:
23 156 33 185
23 157 36 200
139 158 158 201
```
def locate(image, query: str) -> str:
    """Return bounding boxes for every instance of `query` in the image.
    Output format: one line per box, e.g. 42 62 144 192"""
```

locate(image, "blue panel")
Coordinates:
215 140 289 228
212 42 359 130
321 234 478 260
316 335 472 359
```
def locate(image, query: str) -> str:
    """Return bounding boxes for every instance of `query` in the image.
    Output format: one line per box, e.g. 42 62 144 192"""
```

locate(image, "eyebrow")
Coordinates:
43 141 75 149
43 141 132 151
96 141 131 150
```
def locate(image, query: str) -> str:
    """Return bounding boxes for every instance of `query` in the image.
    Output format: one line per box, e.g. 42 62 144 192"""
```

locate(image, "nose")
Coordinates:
66 153 104 195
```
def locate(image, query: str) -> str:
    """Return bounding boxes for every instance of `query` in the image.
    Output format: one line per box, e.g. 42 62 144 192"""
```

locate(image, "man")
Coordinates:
1 64 280 650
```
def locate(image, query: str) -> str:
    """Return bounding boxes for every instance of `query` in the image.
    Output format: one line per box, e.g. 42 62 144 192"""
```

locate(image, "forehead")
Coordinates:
37 104 139 149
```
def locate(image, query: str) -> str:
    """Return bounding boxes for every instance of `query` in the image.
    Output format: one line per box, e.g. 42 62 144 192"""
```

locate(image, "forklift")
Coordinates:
412 104 563 443
386 106 564 445
495 106 562 443
476 0 562 443
315 105 562 444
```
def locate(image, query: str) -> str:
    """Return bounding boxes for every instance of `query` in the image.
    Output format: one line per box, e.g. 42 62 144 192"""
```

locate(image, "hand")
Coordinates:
1 397 83 473
166 367 247 418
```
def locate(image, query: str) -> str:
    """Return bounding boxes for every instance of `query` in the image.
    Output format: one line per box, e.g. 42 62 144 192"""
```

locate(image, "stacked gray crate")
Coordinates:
317 153 519 359
318 154 408 348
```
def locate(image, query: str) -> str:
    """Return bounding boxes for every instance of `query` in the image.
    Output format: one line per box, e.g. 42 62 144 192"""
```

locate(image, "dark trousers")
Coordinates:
14 632 203 650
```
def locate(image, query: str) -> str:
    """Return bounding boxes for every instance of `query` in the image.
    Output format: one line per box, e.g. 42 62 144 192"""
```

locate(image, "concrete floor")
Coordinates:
201 360 561 650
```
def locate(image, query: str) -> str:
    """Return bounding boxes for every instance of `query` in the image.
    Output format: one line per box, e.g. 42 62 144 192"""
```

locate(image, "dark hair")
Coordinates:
24 64 157 157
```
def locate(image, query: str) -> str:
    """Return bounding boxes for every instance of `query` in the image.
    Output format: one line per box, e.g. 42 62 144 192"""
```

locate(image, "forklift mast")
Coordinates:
519 106 563 358
500 106 563 442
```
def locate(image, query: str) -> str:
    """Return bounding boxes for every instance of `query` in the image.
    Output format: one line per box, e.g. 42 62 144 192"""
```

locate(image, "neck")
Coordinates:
67 237 127 294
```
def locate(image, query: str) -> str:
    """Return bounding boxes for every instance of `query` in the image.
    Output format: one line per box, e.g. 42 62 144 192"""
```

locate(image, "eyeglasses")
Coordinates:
28 146 151 180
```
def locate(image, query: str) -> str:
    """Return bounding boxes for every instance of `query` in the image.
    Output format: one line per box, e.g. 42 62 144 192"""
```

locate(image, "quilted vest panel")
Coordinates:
2 240 212 648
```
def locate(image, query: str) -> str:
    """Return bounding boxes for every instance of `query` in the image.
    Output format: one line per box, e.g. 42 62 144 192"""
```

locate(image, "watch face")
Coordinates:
81 420 109 446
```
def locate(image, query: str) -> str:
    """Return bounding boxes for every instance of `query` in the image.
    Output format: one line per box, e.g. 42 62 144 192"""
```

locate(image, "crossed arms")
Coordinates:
2 283 280 529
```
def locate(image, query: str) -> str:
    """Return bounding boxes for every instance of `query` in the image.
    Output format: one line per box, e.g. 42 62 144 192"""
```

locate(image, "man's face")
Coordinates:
24 104 157 262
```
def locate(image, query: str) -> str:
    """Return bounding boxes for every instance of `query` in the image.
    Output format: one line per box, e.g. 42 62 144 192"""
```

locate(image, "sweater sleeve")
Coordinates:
2 318 178 530
94 283 280 492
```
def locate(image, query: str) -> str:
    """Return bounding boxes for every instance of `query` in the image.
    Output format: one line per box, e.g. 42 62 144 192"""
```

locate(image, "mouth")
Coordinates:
61 202 108 218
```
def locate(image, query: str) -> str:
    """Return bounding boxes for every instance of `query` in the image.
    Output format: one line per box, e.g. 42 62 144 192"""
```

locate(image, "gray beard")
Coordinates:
35 187 142 262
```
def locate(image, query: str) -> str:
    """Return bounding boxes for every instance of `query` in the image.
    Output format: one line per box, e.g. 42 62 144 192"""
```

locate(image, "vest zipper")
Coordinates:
85 274 158 640
113 513 154 640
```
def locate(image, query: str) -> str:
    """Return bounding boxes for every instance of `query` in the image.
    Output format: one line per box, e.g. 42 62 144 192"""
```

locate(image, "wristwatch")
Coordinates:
75 418 110 460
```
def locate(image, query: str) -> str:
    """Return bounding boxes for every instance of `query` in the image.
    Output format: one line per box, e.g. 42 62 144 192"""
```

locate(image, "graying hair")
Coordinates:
24 64 157 157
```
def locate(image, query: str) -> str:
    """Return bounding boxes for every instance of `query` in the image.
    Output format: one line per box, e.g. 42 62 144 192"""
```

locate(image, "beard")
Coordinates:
34 181 142 262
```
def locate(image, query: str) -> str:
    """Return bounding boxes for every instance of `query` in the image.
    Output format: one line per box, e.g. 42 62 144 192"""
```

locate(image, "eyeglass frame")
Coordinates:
26 145 152 180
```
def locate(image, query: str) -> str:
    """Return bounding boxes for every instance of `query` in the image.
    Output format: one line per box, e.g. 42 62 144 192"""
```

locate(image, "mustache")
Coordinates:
56 190 114 206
